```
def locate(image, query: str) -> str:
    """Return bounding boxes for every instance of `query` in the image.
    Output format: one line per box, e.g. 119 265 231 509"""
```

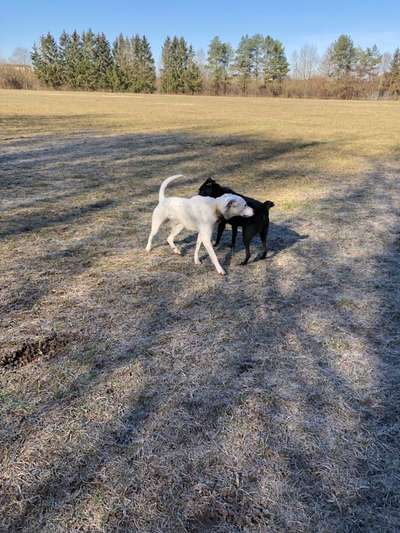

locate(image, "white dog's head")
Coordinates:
218 194 254 219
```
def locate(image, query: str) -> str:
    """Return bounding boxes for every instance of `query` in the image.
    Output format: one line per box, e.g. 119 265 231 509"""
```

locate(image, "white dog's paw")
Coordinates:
217 267 226 276
173 248 182 255
145 245 151 253
194 258 202 265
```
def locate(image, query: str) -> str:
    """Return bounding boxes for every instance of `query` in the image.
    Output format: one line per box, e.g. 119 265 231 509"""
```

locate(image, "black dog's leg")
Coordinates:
240 227 253 265
240 242 251 265
230 225 238 250
257 226 268 260
214 220 226 247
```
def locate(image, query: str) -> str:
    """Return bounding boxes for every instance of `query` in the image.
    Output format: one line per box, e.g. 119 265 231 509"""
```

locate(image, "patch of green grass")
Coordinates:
280 198 311 211
323 336 352 353
336 297 358 310
0 388 32 417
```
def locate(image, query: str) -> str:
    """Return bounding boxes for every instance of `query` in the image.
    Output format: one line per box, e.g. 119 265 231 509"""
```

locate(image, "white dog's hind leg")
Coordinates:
167 224 184 254
200 230 226 275
146 206 165 252
194 234 202 264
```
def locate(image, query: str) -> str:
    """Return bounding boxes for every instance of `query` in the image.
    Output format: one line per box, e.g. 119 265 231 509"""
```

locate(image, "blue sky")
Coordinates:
1 0 399 64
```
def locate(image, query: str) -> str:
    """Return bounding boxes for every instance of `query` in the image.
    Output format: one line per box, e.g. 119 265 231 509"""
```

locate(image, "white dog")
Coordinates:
145 175 254 275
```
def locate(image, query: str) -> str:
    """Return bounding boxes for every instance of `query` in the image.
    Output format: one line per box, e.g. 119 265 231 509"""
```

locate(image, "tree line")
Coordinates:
27 31 400 98
31 31 156 92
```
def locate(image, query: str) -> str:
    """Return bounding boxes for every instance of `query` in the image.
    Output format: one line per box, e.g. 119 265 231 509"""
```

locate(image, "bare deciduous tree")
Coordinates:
319 45 335 77
195 48 207 75
291 50 299 78
9 47 31 65
380 52 393 74
291 44 319 79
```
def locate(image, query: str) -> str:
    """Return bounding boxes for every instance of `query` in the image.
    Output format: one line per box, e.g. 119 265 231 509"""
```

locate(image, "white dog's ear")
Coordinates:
225 199 236 209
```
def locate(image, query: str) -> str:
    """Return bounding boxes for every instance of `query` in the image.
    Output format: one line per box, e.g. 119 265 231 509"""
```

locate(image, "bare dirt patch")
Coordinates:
0 333 69 370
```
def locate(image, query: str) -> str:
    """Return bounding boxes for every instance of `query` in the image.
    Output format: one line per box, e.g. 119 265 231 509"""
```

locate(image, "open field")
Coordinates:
1 89 400 532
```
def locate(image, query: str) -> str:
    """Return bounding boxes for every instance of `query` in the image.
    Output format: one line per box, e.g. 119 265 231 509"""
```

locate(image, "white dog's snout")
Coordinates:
244 207 254 217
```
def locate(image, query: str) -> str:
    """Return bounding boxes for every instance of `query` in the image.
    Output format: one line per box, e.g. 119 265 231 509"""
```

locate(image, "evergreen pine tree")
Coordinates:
160 36 201 94
389 48 400 96
31 44 44 83
64 30 83 89
130 34 143 92
262 36 289 83
118 34 156 93
185 45 203 94
176 37 189 93
58 30 71 87
207 36 232 95
112 34 130 91
251 33 265 81
140 36 156 93
234 35 255 95
31 33 62 88
160 36 173 93
81 29 97 90
160 36 186 93
94 33 114 90
328 34 356 79
355 45 382 80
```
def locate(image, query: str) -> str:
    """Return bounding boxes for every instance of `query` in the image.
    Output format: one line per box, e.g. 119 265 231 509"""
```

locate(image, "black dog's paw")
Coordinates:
240 259 250 266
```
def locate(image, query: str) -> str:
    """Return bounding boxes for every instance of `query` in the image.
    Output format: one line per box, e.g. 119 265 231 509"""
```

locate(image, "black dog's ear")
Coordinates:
205 177 215 184
264 200 274 209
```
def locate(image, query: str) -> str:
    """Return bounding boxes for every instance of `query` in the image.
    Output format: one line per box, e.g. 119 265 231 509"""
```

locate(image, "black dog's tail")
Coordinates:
263 200 274 209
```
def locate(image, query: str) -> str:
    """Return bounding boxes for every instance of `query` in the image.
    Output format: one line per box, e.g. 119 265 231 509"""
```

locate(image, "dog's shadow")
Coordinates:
177 222 308 266
267 222 309 257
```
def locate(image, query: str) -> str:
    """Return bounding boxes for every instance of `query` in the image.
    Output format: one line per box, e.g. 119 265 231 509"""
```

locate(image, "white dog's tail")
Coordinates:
159 174 183 202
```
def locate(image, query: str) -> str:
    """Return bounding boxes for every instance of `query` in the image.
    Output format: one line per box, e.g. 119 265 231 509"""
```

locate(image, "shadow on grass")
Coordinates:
0 199 116 239
1 130 399 531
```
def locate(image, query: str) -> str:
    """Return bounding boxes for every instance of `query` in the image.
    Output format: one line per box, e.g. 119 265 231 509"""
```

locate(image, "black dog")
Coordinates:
199 178 274 265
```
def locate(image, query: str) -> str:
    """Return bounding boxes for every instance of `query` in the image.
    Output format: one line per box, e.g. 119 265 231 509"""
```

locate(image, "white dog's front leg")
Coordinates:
194 234 202 265
146 206 165 252
200 231 226 275
145 234 154 252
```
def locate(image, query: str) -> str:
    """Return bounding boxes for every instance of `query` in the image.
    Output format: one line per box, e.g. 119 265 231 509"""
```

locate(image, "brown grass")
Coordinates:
1 89 400 532
0 66 39 90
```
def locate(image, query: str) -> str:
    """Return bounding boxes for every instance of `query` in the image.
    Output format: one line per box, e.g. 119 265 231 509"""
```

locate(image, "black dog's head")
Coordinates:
198 177 234 198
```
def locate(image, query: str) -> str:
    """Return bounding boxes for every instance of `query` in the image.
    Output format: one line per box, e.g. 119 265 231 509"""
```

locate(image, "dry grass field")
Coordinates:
1 89 400 532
